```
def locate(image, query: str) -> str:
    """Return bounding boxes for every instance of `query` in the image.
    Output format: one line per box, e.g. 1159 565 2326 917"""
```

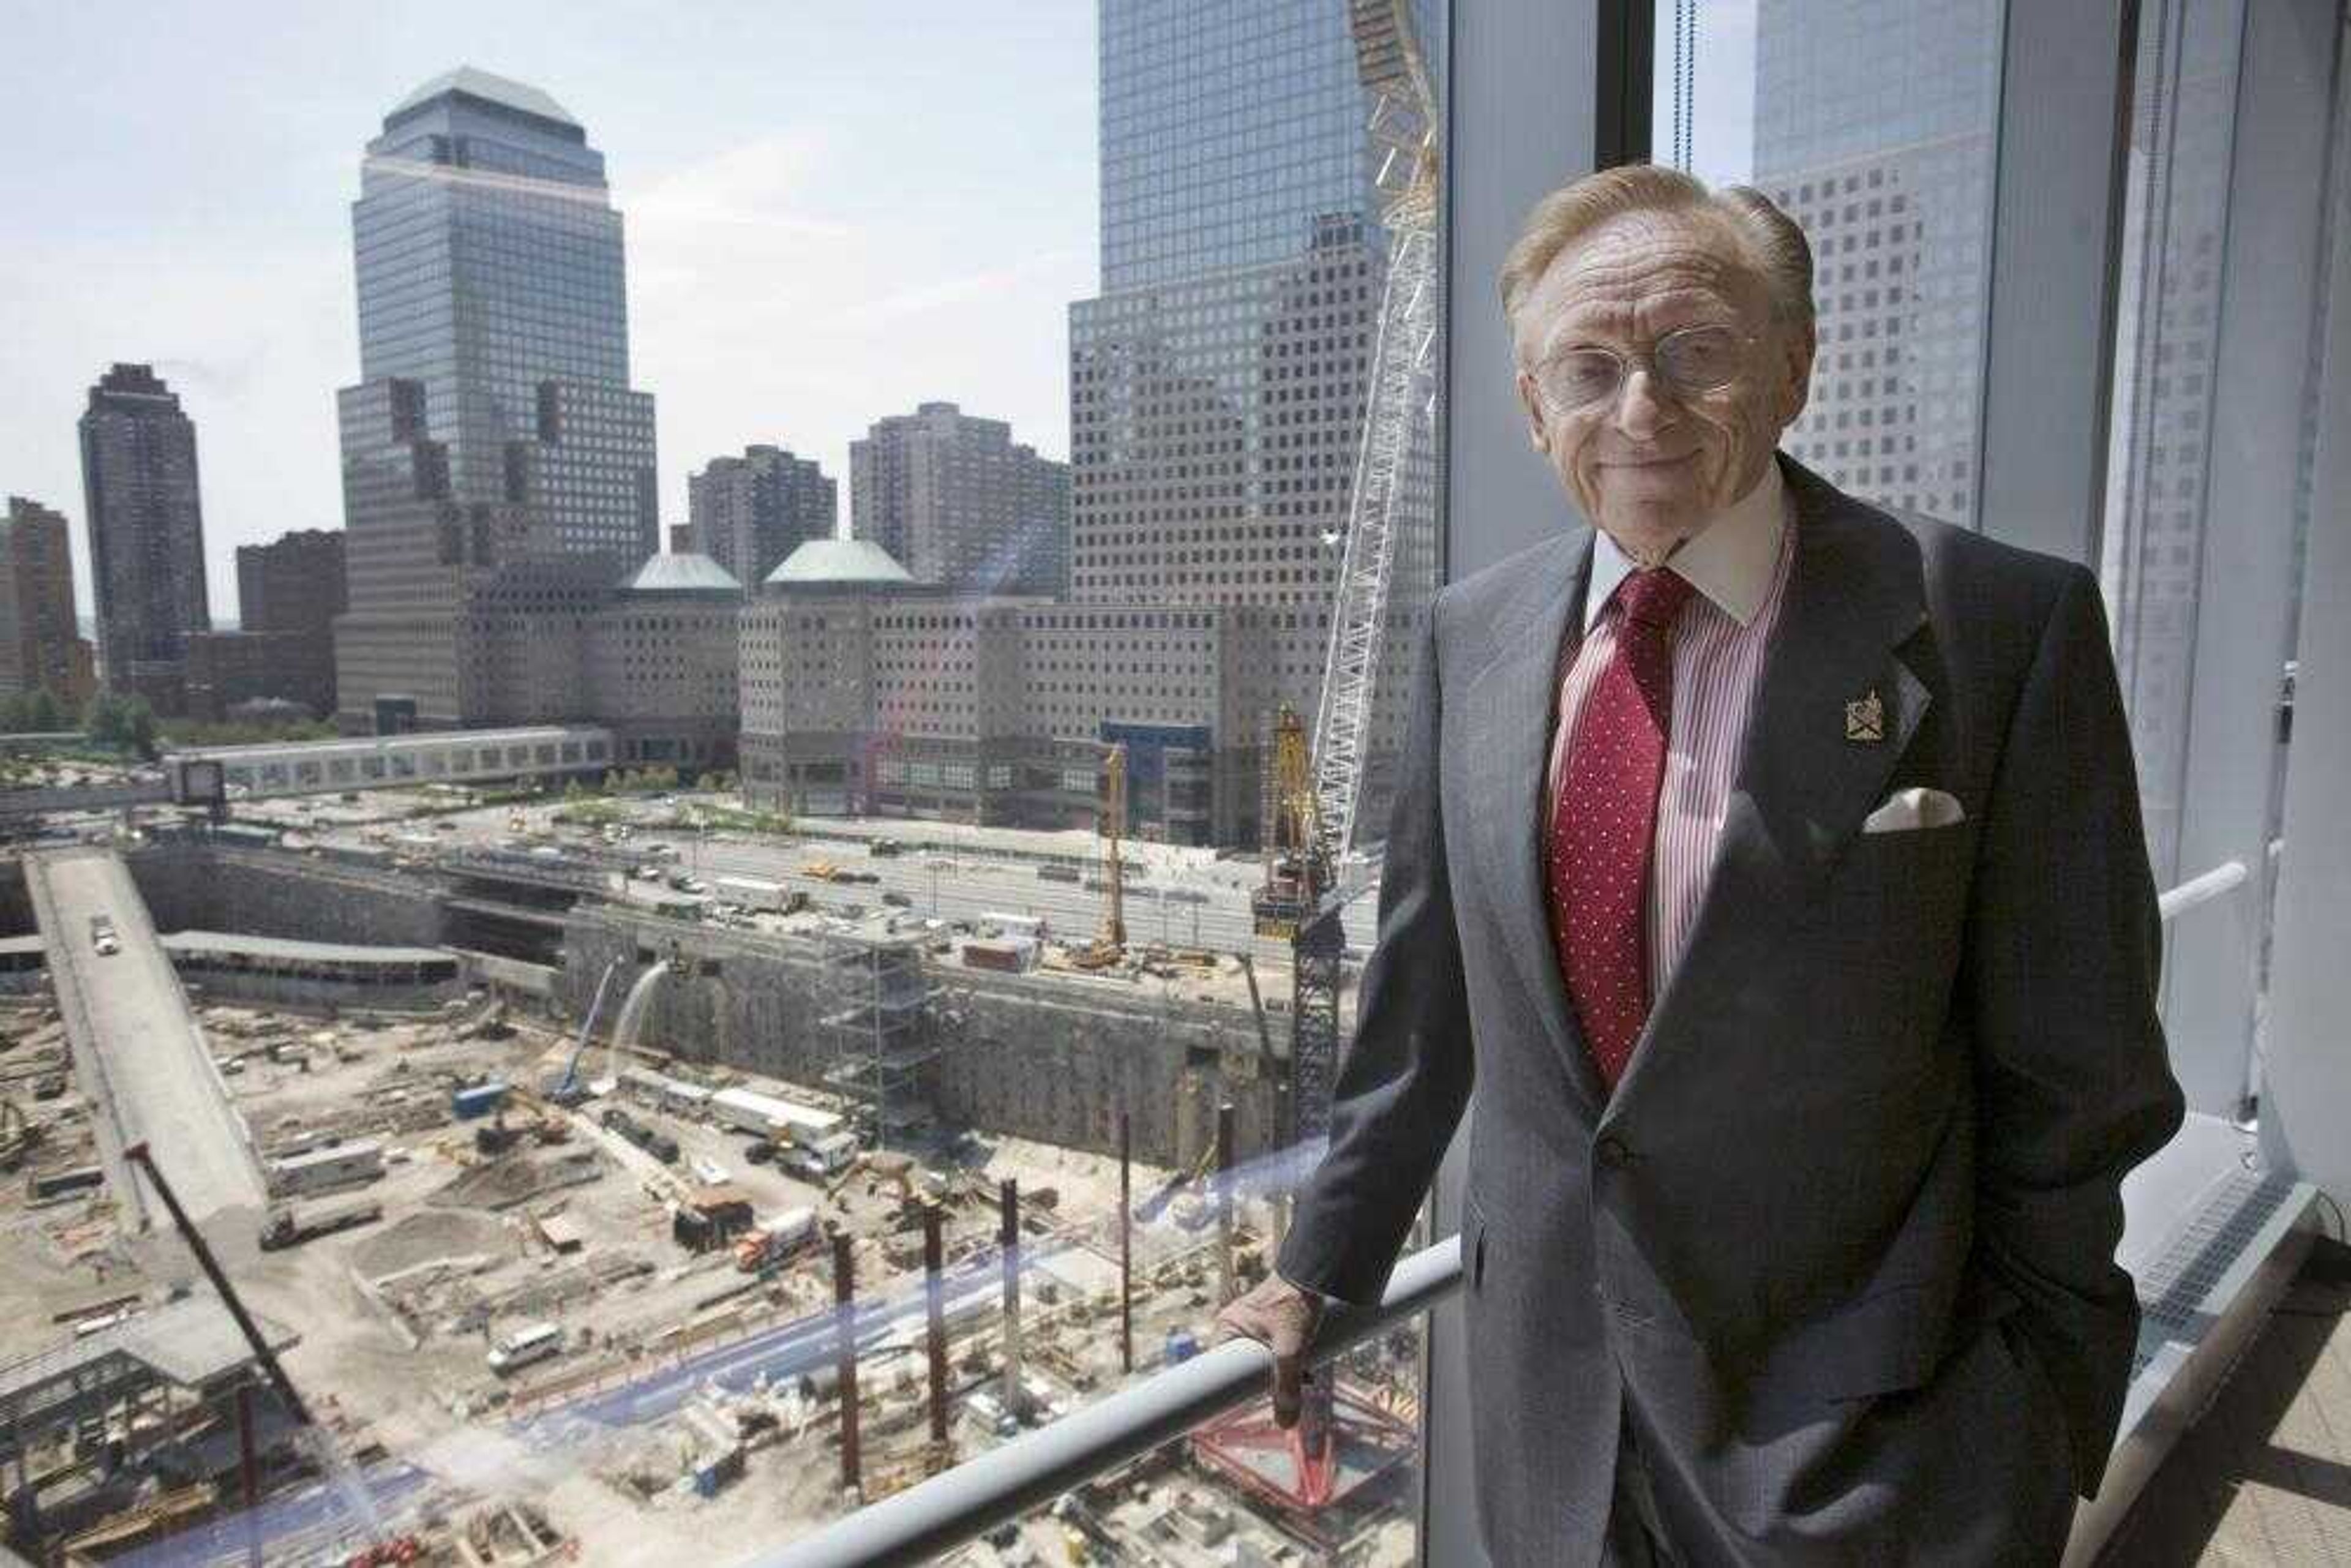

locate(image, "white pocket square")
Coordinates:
1862 786 1966 834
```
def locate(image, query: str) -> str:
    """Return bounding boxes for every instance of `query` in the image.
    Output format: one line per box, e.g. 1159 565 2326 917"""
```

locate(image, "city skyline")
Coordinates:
0 2 1100 621
1 2 1765 628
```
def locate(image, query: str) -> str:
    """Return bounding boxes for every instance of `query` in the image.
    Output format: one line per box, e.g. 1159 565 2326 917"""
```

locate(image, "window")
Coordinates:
1665 0 2003 525
6 5 1447 1562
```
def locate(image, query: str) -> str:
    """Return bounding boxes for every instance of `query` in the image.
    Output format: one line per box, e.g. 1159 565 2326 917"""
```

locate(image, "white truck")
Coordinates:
980 911 1048 940
714 876 802 913
710 1087 843 1149
487 1321 563 1375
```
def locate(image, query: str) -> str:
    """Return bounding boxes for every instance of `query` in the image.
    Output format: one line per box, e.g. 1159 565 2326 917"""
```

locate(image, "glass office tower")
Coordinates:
1752 0 2002 527
334 67 658 728
1070 0 1440 839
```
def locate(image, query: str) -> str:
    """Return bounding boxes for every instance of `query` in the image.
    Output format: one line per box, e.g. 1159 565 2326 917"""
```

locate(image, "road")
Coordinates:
24 849 267 1229
295 799 1384 962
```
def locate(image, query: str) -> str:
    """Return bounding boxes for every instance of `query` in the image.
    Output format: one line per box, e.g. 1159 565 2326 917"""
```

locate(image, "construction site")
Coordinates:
0 617 1427 1567
0 824 1424 1566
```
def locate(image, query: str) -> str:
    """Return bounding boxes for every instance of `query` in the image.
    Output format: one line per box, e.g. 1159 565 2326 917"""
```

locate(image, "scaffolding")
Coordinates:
817 926 944 1150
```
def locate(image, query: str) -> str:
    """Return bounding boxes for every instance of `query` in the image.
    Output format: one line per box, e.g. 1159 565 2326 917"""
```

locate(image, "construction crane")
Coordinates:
1070 743 1130 970
1308 0 1441 872
546 955 623 1106
1237 0 1441 1518
1254 0 1442 1157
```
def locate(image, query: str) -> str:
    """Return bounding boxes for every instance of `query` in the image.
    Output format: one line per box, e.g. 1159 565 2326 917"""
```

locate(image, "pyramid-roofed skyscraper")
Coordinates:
333 66 658 730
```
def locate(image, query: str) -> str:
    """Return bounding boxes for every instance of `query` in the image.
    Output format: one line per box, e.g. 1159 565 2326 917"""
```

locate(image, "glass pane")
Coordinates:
1 1 1443 1563
1657 0 2004 525
2096 0 2345 1106
2098 0 2251 887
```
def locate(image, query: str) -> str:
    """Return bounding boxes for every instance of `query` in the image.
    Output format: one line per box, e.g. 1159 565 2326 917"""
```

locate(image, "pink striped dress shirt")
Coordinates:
1544 463 1798 996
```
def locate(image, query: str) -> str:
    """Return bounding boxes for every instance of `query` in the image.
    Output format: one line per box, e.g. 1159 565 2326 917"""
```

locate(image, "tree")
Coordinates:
83 692 159 759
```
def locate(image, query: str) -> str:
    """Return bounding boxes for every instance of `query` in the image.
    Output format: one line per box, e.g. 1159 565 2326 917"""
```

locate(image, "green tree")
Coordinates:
84 693 160 758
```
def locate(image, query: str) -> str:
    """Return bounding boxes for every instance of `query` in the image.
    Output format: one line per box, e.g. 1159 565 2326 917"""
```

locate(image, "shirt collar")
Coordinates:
1583 455 1790 632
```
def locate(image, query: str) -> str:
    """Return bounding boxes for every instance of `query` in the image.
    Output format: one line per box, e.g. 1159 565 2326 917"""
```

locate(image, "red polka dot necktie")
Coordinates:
1548 566 1696 1091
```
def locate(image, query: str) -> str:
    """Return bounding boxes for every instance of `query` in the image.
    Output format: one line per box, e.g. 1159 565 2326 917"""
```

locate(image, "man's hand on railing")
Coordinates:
1211 1271 1324 1428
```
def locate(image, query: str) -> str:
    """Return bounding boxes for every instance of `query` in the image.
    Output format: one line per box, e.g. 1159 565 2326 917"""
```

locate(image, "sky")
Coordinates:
1 0 1754 624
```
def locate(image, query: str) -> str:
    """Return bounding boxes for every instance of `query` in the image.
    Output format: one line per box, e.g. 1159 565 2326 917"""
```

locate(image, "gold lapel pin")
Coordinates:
1845 689 1886 744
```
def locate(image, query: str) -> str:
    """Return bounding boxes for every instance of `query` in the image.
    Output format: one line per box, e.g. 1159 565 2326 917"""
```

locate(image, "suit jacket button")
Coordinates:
1595 1136 1633 1170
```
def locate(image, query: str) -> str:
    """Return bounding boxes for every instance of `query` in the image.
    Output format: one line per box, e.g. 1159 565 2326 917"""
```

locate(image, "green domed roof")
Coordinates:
763 538 918 590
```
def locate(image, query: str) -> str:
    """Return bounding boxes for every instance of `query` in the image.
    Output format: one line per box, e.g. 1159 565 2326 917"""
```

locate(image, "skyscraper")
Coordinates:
1751 0 2001 525
1067 0 1437 830
850 404 1069 597
205 528 348 721
333 67 658 729
238 529 346 639
77 363 211 711
0 497 95 710
688 445 837 588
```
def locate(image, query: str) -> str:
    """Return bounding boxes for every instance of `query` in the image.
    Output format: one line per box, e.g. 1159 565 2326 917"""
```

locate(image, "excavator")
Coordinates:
825 1148 923 1206
1133 1141 1217 1227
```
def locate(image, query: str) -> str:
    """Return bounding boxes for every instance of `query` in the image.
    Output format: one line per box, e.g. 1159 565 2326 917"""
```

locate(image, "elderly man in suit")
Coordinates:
1214 164 2185 1565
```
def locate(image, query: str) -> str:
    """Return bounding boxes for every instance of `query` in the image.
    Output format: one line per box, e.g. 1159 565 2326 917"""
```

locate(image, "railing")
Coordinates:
756 1237 1463 1568
2157 859 2249 923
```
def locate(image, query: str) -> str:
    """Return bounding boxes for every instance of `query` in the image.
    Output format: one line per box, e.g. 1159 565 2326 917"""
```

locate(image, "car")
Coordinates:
744 1139 777 1165
881 891 913 908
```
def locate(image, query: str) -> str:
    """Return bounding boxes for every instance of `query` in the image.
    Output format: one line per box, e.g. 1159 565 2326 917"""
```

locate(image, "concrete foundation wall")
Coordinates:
126 846 448 948
9 841 1296 1172
554 910 1284 1169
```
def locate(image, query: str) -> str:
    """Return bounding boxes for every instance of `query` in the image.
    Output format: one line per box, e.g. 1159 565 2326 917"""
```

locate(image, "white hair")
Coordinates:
1499 163 1816 336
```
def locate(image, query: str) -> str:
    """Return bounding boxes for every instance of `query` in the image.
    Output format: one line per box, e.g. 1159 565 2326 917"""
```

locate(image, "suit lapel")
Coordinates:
1610 457 1932 1112
1463 528 1611 1117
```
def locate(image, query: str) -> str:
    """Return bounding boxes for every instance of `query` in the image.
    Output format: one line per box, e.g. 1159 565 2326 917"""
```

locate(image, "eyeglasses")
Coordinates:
1527 323 1758 413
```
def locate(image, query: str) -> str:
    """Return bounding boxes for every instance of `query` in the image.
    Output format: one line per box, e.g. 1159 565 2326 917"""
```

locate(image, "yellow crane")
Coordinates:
1070 744 1129 970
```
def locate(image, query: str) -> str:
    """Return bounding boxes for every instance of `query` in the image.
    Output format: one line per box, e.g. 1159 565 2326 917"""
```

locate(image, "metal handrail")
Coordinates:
755 1237 1463 1568
2158 859 2249 923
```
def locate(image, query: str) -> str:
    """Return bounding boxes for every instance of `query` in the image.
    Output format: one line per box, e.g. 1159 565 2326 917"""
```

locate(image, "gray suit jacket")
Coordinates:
1276 457 2186 1566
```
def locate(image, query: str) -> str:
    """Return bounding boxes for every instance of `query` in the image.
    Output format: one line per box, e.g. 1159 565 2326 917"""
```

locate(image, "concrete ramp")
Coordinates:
23 849 266 1231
